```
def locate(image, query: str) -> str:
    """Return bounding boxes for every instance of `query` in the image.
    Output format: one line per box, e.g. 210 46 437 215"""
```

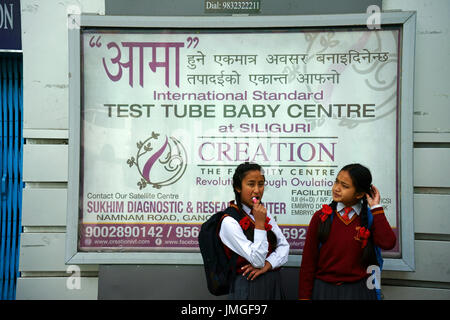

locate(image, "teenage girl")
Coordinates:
219 162 290 299
298 163 396 300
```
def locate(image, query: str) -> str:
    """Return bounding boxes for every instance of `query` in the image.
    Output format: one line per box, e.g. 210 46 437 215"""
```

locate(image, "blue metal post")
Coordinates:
0 54 23 300
0 57 7 300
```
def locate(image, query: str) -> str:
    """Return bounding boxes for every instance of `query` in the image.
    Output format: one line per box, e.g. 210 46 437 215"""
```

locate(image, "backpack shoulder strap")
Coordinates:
318 211 334 250
219 206 243 276
214 205 241 231
367 206 384 271
367 207 374 229
223 205 243 221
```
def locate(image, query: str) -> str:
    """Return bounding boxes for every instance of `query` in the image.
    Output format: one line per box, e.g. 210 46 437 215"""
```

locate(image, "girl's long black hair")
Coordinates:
232 162 277 249
318 163 379 267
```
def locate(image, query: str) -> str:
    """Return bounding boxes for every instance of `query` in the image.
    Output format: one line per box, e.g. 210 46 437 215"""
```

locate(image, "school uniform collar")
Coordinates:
336 201 362 215
242 204 252 215
241 204 258 222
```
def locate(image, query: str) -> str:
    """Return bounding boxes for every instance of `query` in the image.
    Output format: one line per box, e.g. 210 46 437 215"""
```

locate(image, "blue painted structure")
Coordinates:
0 54 23 300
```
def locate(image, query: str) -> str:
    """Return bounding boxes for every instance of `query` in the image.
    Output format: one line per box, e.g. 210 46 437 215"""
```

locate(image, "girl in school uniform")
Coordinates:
298 163 396 300
219 162 290 299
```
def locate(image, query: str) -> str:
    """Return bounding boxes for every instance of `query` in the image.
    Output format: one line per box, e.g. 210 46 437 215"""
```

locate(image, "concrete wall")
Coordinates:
380 0 450 299
16 0 450 299
17 0 104 299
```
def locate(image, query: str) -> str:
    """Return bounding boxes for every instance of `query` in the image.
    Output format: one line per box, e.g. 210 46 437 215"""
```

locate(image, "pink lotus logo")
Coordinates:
127 132 187 189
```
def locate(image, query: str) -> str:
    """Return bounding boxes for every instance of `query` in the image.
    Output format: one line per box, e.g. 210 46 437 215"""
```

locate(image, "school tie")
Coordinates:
342 207 352 221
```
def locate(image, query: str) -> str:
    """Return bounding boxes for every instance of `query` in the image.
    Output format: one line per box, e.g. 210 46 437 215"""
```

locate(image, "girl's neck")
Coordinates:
341 199 361 207
241 203 252 214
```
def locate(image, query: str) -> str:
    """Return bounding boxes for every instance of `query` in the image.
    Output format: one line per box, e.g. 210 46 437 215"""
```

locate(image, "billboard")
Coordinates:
67 14 415 270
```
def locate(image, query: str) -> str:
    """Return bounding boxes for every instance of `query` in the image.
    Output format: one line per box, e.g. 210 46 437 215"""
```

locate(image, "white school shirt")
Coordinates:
219 204 290 269
336 202 383 219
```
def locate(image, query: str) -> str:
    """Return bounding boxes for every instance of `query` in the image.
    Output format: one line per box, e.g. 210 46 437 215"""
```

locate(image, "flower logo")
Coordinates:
127 132 187 189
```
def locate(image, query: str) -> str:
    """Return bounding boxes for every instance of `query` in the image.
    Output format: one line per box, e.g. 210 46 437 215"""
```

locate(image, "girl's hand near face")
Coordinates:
252 200 267 230
366 184 380 207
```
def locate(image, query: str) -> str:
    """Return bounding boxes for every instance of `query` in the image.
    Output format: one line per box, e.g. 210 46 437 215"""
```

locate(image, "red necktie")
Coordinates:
342 207 352 221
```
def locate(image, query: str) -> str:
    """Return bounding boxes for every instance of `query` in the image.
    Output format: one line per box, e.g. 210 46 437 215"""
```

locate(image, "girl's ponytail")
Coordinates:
318 200 337 243
361 196 379 267
343 163 379 267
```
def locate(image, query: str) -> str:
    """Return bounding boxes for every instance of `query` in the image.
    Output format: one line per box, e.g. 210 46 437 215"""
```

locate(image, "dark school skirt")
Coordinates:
312 278 378 300
228 269 286 300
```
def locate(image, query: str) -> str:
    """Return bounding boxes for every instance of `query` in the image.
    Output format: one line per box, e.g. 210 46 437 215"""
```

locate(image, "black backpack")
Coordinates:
198 206 243 296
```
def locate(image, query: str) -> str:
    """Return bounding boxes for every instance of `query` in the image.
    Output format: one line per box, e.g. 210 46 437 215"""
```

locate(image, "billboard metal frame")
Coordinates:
66 12 416 271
